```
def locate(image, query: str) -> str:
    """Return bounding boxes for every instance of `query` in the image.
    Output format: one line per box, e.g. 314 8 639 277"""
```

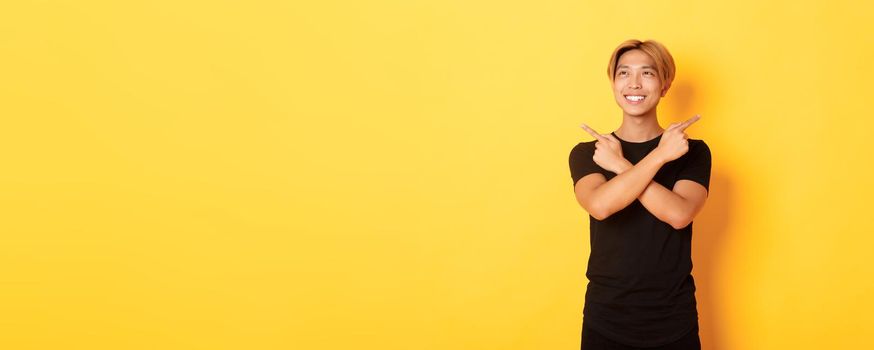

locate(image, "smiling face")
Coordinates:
612 49 669 117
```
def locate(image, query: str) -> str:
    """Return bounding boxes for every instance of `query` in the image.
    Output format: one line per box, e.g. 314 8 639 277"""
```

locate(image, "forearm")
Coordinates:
612 160 693 229
588 152 666 220
636 181 693 229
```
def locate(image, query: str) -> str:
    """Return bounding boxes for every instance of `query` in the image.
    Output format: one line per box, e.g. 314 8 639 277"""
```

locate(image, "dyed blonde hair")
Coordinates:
607 39 676 89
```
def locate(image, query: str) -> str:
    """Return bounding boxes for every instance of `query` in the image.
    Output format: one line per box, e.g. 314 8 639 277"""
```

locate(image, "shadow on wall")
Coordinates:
665 73 734 350
691 172 733 350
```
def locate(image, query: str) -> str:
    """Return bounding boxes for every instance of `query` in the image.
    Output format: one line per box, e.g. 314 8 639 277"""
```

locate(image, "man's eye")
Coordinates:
618 71 628 76
644 71 654 76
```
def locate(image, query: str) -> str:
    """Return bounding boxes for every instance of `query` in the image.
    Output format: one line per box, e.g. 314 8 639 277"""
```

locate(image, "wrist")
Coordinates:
646 150 668 166
615 159 633 174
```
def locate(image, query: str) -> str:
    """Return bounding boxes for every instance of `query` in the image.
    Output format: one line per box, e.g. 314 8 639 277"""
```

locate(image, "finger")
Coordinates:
676 114 701 131
580 123 604 141
682 114 701 128
580 123 608 142
604 133 620 143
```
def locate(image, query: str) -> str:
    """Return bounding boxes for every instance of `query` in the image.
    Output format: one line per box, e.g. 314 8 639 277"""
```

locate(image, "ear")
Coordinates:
660 81 672 97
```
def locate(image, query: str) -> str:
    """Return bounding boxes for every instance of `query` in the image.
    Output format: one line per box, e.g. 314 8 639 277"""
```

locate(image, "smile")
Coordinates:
624 95 646 103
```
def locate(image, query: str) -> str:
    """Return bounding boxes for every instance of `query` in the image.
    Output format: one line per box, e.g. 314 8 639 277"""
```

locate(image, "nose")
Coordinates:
629 74 641 89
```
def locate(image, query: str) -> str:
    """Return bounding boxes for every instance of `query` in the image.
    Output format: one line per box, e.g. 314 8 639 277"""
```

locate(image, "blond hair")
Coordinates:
607 39 676 88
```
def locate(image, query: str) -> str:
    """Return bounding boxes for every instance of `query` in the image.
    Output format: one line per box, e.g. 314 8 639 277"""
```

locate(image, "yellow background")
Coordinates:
1 1 872 349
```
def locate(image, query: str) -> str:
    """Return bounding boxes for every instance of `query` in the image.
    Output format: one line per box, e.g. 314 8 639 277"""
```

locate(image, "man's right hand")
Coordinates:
654 114 701 163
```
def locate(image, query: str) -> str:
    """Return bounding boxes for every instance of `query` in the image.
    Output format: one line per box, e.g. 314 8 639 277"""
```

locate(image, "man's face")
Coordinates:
612 49 667 117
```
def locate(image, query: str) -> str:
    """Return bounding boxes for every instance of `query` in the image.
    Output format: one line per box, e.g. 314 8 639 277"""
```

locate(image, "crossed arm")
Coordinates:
574 153 708 230
574 116 709 229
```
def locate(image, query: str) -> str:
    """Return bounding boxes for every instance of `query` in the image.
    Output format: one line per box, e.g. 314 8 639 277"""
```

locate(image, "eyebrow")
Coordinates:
617 64 657 70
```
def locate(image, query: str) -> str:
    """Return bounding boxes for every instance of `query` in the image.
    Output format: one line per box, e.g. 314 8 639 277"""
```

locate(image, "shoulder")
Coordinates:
683 139 712 164
569 141 596 157
572 140 597 151
689 139 711 154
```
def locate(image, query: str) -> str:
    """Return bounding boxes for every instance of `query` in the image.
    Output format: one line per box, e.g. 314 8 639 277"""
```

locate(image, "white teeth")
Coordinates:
625 95 645 102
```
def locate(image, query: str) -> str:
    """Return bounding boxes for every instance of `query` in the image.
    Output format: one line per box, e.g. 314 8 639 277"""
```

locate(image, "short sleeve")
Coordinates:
675 140 712 194
568 142 605 186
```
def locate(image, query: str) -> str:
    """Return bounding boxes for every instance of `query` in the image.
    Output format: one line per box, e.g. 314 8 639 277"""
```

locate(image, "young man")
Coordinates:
568 39 711 349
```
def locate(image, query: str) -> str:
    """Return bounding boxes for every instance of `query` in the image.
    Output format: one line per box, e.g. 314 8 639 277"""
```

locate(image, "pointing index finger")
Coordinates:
676 114 701 131
580 123 607 142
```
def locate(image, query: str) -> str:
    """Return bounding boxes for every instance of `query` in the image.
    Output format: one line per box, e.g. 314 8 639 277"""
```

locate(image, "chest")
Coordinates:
604 144 690 188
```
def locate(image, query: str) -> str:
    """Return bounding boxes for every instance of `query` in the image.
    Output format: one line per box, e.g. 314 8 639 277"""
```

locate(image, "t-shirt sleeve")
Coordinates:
675 140 712 194
568 142 605 186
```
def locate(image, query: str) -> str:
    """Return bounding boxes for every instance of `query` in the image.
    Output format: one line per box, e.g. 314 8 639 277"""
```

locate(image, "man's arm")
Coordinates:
613 160 708 229
576 116 704 222
610 117 708 229
579 151 667 220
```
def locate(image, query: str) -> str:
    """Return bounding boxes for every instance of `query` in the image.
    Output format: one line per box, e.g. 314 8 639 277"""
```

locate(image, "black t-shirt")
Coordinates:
568 131 711 348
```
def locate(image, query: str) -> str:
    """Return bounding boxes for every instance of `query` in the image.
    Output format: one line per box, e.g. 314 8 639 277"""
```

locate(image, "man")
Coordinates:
568 39 711 349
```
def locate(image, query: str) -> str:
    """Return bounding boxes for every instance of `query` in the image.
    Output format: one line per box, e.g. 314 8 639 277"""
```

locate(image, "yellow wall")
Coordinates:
1 1 872 349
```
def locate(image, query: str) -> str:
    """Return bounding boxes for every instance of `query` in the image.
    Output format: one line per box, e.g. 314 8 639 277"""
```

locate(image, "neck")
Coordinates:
615 110 664 142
